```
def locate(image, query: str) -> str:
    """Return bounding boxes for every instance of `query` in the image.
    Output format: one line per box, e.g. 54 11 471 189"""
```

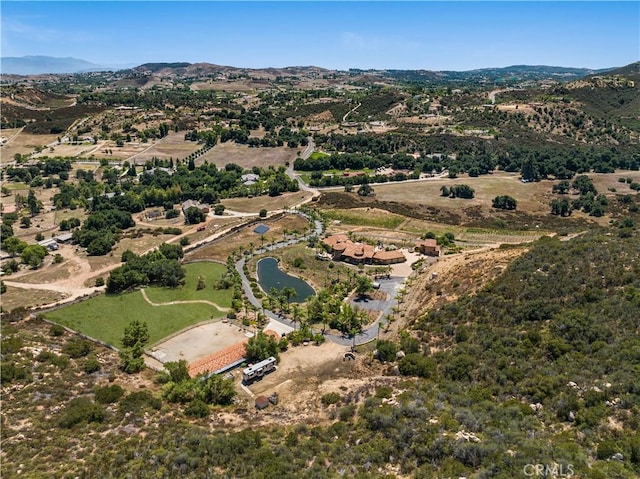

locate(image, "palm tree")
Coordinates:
291 304 302 330
281 286 296 313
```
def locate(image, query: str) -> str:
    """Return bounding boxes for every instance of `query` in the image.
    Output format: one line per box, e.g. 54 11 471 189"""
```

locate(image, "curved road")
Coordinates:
233 209 399 346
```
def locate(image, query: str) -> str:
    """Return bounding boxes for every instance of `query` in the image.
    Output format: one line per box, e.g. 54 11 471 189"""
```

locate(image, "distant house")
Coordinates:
181 200 210 215
38 238 59 251
54 233 74 244
322 234 406 265
145 209 164 221
241 173 259 186
415 239 440 257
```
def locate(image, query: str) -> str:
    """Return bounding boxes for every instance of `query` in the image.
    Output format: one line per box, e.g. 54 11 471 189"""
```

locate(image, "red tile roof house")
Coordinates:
415 239 441 257
322 234 406 265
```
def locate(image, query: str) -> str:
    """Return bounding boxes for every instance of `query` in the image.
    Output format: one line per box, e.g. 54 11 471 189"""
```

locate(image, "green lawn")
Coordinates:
143 261 231 306
45 262 232 347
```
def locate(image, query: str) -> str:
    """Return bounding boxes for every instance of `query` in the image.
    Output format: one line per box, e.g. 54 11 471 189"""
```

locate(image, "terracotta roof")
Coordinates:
416 239 438 247
187 329 281 378
372 250 406 261
188 340 248 378
322 234 350 248
342 243 374 260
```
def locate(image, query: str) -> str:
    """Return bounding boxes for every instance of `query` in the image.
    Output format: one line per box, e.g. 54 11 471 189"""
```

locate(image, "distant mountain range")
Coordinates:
0 56 133 75
1 56 635 84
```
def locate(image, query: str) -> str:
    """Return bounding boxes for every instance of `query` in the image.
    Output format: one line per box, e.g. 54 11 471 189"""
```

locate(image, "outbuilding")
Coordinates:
255 396 270 410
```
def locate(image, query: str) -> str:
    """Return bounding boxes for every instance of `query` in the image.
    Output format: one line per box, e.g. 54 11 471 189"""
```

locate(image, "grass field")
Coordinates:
143 261 231 305
44 263 233 347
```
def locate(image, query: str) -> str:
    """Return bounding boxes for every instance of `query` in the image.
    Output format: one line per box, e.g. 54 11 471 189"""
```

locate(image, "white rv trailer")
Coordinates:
242 356 277 383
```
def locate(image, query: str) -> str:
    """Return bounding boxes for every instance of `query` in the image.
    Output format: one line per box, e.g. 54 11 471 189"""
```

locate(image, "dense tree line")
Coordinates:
311 131 640 179
106 243 185 293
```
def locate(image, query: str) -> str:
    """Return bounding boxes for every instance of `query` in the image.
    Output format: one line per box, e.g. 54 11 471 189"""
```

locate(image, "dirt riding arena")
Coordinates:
148 321 251 365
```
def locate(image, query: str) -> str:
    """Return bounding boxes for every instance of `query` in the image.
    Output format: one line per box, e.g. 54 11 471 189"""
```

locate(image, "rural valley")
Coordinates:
1 55 640 479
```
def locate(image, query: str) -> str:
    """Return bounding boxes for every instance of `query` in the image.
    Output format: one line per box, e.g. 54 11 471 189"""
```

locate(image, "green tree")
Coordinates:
492 195 517 210
165 360 190 383
245 331 279 363
357 183 373 197
122 320 149 348
20 216 31 228
196 374 236 405
2 237 27 255
26 189 42 217
21 244 48 268
376 339 398 362
355 275 374 298
184 206 205 224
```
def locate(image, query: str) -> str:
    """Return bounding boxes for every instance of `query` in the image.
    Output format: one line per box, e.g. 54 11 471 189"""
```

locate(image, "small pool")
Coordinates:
256 257 315 302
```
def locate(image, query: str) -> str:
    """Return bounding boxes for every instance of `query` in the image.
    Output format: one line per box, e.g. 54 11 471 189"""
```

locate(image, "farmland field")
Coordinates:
321 207 405 229
195 142 298 169
44 262 233 346
221 191 313 213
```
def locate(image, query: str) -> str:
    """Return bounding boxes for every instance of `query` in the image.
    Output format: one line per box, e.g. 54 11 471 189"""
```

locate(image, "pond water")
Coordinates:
257 257 315 303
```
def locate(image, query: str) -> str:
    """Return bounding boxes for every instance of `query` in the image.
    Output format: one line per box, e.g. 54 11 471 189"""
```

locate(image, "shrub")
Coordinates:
59 397 105 428
95 277 105 287
50 324 65 337
63 339 93 358
376 340 398 362
338 404 357 422
83 358 101 374
321 392 341 406
119 391 162 413
95 384 125 404
375 386 393 399
185 399 210 418
36 351 69 369
398 354 436 378
0 362 30 385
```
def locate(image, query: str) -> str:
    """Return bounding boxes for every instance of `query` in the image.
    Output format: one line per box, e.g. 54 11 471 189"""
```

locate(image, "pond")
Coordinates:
256 257 315 303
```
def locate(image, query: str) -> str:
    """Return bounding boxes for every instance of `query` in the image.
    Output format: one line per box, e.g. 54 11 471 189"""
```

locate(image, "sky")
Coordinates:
1 1 639 71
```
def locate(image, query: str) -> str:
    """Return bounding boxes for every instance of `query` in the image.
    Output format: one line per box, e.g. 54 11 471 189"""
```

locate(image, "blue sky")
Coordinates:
2 1 638 70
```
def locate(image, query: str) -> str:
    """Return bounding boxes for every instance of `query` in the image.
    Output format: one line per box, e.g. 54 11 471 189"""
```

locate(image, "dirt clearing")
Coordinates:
149 321 250 364
196 142 298 169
